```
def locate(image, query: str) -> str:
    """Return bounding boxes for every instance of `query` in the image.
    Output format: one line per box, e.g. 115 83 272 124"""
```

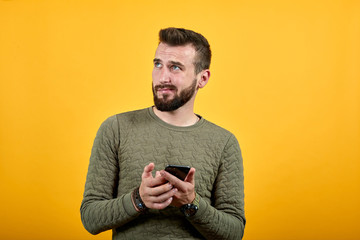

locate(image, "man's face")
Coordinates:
152 42 199 112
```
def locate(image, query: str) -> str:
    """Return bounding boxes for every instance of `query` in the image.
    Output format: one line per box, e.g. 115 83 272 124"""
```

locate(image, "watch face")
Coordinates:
185 208 196 217
183 204 198 217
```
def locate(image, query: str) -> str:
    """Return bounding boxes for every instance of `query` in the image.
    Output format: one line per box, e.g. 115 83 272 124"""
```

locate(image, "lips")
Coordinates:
155 84 177 92
158 88 173 93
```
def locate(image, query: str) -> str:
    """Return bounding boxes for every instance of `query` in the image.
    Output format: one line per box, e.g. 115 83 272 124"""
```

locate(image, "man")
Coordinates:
81 27 246 239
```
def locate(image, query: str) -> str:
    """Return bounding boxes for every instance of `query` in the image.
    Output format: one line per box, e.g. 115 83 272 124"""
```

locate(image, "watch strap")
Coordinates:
131 187 148 213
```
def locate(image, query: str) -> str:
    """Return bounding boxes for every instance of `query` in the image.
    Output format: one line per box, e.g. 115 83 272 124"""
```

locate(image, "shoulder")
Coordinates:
113 108 149 124
95 108 149 142
201 119 234 138
200 119 240 149
100 108 149 127
97 108 150 137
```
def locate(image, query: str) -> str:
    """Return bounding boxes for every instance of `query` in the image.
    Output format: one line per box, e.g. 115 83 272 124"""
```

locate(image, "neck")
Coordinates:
153 104 199 127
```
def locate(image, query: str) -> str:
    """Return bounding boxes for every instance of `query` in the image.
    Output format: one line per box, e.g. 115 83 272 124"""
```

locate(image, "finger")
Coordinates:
148 187 177 203
143 185 177 209
155 171 161 178
146 173 168 188
142 163 155 179
160 170 187 191
149 197 173 210
147 182 173 196
184 167 196 185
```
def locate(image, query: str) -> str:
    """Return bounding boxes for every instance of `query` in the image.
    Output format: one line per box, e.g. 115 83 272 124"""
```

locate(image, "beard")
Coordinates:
152 79 197 112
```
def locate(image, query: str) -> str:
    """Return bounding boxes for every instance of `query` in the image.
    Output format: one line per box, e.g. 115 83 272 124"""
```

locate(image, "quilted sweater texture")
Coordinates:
80 107 245 239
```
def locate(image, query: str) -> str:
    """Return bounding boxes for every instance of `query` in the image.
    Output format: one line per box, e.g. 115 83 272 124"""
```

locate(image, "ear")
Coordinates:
197 69 210 89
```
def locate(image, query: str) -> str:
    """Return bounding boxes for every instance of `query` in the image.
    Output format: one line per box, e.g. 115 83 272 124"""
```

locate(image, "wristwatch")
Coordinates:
180 193 200 217
132 187 148 213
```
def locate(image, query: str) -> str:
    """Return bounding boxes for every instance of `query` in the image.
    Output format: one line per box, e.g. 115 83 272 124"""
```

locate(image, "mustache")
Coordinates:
154 84 177 91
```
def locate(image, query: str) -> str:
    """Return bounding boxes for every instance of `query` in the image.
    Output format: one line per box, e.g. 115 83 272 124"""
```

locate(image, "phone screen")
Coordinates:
164 165 191 181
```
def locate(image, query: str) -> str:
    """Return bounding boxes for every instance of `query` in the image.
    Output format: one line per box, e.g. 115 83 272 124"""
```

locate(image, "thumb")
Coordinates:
142 163 155 179
184 167 196 185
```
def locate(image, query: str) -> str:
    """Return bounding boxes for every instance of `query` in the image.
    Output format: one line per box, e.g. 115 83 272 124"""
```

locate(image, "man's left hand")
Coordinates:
160 167 196 208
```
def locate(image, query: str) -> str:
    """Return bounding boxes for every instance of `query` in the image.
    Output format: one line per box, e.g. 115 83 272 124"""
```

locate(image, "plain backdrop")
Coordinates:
0 0 359 239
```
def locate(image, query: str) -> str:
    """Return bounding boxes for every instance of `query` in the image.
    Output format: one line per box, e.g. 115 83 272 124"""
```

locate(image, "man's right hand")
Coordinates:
138 163 178 210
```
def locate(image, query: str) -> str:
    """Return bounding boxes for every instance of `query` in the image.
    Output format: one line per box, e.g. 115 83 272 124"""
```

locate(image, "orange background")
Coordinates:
0 0 359 239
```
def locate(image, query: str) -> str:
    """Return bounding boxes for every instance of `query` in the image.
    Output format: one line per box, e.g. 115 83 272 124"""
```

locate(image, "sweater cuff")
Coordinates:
187 194 208 221
123 192 141 217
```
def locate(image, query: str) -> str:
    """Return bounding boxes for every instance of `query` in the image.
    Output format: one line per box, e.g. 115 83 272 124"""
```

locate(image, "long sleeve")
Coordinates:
188 134 246 240
80 116 139 235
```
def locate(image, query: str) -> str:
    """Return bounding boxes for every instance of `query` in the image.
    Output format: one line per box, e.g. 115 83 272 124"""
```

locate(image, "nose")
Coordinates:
159 67 171 84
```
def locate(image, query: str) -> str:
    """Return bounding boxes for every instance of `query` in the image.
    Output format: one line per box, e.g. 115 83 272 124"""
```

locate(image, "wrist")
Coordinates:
192 192 200 206
180 192 200 217
131 187 148 213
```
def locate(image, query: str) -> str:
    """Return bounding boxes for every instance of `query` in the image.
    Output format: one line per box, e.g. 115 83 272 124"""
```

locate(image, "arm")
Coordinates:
80 116 139 235
188 134 246 239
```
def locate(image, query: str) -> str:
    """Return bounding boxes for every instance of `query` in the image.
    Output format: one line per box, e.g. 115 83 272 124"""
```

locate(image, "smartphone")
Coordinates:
164 165 191 181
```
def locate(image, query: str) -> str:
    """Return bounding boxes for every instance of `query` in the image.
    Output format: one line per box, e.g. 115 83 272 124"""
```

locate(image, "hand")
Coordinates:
160 167 196 208
138 163 177 210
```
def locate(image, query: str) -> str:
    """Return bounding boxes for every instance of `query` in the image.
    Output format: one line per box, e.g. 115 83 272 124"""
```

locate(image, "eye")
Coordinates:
171 65 181 71
154 62 162 68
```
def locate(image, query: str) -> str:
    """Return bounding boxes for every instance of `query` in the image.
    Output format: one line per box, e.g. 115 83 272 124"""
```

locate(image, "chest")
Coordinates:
116 127 224 199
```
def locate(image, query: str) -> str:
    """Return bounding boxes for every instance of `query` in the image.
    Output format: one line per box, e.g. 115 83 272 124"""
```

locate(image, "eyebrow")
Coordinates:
153 58 186 69
169 61 185 69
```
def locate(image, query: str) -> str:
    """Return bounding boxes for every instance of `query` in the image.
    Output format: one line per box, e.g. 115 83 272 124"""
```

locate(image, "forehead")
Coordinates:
155 42 196 64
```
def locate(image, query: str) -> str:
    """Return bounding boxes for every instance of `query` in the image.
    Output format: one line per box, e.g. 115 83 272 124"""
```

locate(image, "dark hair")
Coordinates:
159 27 211 74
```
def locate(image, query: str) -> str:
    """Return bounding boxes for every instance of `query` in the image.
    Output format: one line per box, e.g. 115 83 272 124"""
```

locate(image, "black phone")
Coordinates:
164 165 191 181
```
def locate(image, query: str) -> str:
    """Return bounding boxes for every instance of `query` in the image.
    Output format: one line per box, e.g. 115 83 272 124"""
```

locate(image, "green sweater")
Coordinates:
81 107 245 239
